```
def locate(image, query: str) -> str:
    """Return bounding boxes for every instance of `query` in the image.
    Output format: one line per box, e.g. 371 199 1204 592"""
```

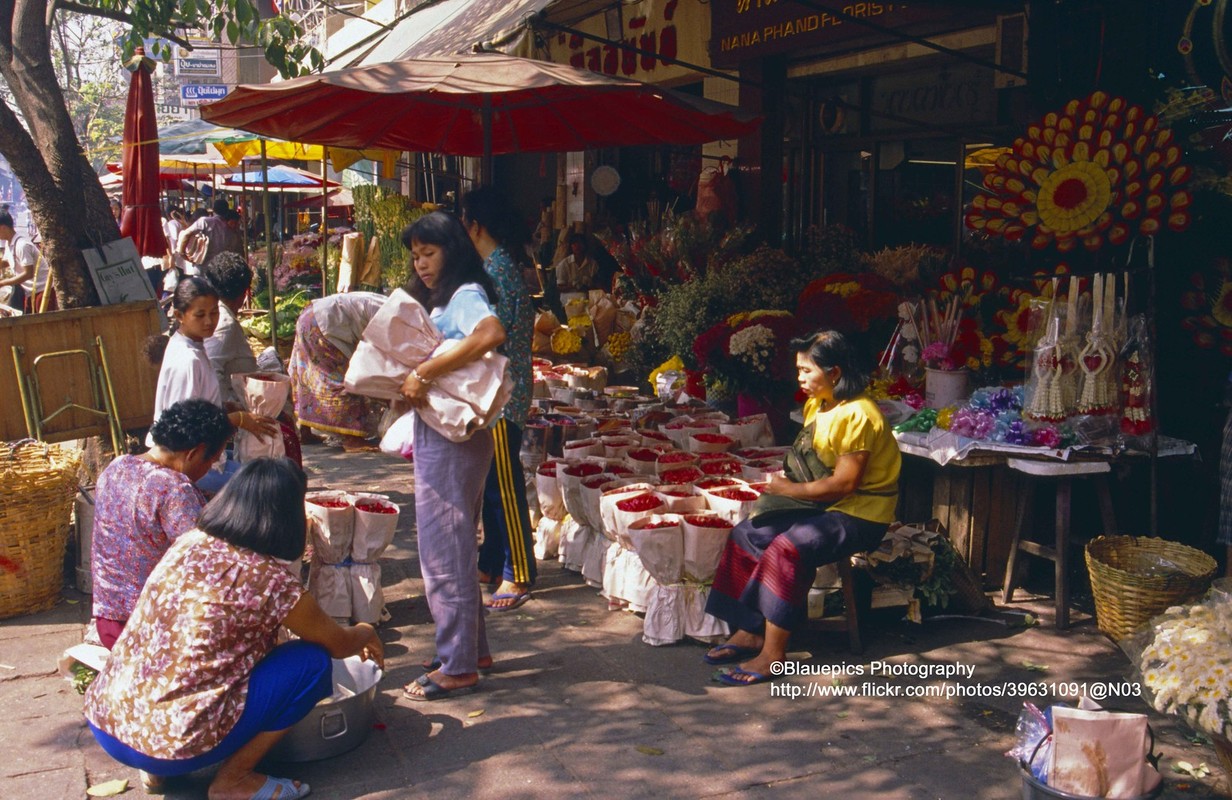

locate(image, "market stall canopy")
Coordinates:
156 117 395 174
216 165 342 192
285 187 354 208
350 0 552 67
199 53 761 157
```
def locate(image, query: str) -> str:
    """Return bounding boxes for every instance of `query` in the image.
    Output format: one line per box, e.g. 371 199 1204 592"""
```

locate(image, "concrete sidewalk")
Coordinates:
3 443 1228 799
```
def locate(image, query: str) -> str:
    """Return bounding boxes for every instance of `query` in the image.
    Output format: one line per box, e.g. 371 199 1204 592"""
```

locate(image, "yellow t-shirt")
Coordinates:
803 394 901 524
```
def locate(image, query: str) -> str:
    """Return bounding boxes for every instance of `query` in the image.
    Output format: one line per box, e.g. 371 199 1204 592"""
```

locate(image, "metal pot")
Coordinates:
269 656 382 762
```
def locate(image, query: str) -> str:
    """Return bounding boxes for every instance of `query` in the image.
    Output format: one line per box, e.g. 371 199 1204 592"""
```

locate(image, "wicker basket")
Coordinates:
1084 536 1217 641
0 441 82 619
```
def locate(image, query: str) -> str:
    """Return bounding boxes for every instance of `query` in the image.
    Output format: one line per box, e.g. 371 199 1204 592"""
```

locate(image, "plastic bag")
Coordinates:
379 409 415 459
1005 703 1052 782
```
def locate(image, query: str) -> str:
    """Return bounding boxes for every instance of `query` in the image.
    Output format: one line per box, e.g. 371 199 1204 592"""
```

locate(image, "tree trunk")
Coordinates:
0 0 122 308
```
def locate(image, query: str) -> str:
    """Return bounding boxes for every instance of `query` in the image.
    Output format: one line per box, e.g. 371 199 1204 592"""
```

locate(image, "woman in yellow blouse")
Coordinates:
704 330 901 686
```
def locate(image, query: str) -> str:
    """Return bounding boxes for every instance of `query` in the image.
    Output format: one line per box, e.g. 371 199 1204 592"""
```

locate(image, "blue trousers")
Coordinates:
88 641 331 776
478 419 537 586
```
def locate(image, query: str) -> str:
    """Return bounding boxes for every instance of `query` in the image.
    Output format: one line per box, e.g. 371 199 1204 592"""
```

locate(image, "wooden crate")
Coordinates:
930 461 1022 588
2 301 161 443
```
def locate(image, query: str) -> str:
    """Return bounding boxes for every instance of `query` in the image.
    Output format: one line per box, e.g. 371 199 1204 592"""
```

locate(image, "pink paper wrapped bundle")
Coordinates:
344 289 512 442
231 371 292 461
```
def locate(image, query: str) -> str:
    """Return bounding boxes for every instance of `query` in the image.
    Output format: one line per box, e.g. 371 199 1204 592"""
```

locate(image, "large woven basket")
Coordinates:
0 442 82 619
1085 535 1217 641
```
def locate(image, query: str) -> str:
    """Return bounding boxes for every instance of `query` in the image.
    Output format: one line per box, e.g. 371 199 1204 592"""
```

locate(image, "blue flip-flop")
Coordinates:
715 666 776 687
702 643 761 665
403 673 479 702
251 775 310 800
485 591 532 612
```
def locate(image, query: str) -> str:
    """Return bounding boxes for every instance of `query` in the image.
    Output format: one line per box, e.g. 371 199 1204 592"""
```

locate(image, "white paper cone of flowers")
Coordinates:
349 493 399 561
639 430 673 448
581 474 620 537
612 492 667 548
742 459 786 483
535 461 567 522
682 584 729 639
703 483 762 525
657 464 704 485
562 437 603 460
558 517 586 571
559 461 606 528
694 476 743 493
534 516 564 560
721 414 772 448
308 561 352 618
687 431 735 454
626 513 685 585
305 491 354 563
655 449 698 476
625 446 667 475
734 446 791 461
661 419 694 448
682 513 735 582
698 454 746 479
581 533 611 588
601 435 639 459
347 562 384 624
642 583 685 646
655 484 708 515
600 481 659 541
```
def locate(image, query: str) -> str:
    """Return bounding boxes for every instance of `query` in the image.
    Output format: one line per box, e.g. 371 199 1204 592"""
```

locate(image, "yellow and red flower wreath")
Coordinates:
966 91 1193 252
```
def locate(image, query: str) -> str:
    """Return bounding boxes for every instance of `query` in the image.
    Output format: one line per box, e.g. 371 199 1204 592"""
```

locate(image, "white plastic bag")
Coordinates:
379 409 415 458
348 562 384 624
308 561 352 618
682 584 729 640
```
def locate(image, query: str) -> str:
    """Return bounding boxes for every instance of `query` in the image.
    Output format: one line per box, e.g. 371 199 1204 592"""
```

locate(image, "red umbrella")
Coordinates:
200 53 760 158
119 48 168 258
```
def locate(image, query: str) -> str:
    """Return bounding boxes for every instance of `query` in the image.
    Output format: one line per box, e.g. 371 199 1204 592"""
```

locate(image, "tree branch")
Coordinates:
52 1 192 48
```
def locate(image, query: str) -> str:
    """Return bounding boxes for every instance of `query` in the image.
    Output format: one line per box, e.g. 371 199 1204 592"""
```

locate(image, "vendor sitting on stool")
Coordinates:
553 232 598 305
703 330 900 685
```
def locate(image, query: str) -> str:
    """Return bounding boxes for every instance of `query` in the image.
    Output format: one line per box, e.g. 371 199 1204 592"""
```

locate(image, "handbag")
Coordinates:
182 231 209 265
748 420 830 525
747 413 896 526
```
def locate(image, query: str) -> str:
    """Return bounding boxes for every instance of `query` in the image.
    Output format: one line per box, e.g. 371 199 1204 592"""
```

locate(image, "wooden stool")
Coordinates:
1001 458 1117 629
809 557 867 654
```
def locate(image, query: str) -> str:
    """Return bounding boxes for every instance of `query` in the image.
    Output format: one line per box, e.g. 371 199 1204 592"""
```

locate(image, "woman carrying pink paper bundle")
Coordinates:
288 290 388 452
397 211 507 701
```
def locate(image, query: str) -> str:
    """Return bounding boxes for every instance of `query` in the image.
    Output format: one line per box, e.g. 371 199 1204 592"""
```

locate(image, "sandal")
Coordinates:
403 673 479 702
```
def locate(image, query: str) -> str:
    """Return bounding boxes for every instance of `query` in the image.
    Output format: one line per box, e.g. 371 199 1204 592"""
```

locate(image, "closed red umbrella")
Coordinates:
200 53 759 157
119 48 168 258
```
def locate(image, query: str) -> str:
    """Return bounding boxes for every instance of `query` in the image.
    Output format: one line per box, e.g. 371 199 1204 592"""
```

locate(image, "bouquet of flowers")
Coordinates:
795 272 899 335
693 310 797 396
1133 589 1232 740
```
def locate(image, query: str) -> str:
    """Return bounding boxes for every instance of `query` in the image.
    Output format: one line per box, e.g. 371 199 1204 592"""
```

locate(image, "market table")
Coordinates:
893 430 1198 627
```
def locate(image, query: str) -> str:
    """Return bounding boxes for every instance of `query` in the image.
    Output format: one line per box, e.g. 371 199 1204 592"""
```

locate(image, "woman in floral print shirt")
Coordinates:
91 399 231 649
85 458 384 800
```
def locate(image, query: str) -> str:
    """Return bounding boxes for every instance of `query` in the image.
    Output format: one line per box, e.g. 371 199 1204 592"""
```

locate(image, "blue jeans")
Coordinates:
88 641 331 776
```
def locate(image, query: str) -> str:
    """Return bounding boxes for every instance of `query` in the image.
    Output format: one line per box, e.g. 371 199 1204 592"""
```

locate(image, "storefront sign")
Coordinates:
870 62 995 131
180 84 229 106
709 1 989 67
174 47 220 77
547 0 711 83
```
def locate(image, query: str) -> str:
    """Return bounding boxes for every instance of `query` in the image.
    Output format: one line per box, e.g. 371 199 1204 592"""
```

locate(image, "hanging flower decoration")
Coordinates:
966 91 1193 251
1180 257 1232 358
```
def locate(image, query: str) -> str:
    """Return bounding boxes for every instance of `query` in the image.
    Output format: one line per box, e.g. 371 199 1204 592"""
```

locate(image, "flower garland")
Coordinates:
965 91 1193 252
